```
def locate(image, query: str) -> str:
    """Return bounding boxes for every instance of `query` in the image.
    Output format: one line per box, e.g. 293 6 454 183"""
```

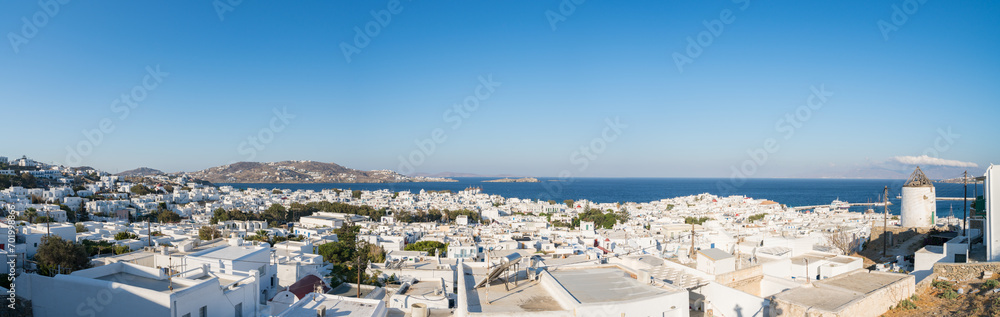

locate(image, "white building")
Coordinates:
986 165 1000 261
29 262 264 317
185 242 278 301
900 167 936 228
298 214 344 229
696 248 735 275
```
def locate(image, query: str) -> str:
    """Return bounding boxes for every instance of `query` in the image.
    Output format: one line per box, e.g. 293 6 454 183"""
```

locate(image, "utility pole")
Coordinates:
964 171 969 237
690 223 697 261
148 220 152 247
356 240 363 298
883 186 888 259
46 210 50 237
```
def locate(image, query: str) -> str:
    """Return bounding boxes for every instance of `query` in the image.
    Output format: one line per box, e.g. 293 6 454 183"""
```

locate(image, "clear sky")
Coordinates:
1 1 998 178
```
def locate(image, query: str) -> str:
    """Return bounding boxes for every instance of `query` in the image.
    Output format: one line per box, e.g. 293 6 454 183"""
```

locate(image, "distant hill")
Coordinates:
116 167 165 176
183 160 456 183
413 172 523 178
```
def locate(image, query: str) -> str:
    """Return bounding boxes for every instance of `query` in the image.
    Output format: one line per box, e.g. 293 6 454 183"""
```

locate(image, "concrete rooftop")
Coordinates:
465 267 564 313
548 267 674 303
96 272 186 293
772 270 911 312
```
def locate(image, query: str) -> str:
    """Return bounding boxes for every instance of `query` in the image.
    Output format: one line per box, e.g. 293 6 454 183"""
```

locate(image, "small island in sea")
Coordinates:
482 177 539 183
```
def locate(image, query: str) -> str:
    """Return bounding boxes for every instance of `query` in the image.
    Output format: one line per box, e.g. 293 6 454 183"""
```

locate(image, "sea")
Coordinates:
219 178 983 218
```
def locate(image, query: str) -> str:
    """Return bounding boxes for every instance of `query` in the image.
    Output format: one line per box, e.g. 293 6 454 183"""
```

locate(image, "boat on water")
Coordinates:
830 198 850 212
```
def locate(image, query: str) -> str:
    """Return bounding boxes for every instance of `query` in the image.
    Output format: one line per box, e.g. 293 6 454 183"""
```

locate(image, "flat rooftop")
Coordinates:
465 267 564 313
402 280 443 297
279 294 381 317
549 267 674 303
192 245 262 261
773 270 911 312
96 272 186 293
790 252 836 265
328 283 376 298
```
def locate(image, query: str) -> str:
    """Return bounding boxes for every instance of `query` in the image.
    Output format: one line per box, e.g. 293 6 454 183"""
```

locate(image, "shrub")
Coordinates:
896 299 917 310
939 289 958 300
983 279 999 289
932 280 953 291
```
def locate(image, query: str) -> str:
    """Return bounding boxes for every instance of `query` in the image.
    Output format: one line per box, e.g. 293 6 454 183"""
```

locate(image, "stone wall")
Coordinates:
932 262 1000 281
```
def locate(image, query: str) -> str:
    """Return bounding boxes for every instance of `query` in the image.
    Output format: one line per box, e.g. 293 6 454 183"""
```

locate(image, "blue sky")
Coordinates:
1 1 997 178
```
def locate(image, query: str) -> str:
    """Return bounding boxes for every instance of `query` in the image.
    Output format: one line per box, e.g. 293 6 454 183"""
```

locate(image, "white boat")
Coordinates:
830 199 850 212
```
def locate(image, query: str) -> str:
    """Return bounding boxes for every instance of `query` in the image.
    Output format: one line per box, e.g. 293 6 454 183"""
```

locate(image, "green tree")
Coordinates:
352 190 362 199
684 217 710 225
19 173 37 188
130 185 153 195
318 241 356 263
404 241 447 256
34 236 89 276
81 240 115 257
24 208 38 223
265 204 287 223
157 210 181 223
76 203 89 222
199 226 221 240
59 204 76 223
564 200 574 208
211 208 229 224
112 245 131 255
748 213 767 223
75 223 87 233
114 231 138 240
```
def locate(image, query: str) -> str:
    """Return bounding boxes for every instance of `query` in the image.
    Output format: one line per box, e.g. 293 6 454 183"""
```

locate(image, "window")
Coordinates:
199 306 207 317
234 303 242 317
182 314 190 317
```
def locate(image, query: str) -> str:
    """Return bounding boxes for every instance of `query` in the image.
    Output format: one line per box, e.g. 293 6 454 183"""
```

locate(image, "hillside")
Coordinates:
116 167 165 177
183 161 456 183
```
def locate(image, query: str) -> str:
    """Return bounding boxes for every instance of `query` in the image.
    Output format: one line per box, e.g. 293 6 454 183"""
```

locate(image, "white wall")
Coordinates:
901 186 936 228
987 165 1000 261
697 282 767 317
914 246 946 282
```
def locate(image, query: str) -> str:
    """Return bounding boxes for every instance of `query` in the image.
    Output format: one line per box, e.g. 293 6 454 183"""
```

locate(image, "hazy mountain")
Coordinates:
116 167 165 177
183 160 456 183
412 172 524 178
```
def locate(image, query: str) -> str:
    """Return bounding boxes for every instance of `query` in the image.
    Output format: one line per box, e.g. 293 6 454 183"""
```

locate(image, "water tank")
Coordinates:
901 167 936 228
411 303 428 317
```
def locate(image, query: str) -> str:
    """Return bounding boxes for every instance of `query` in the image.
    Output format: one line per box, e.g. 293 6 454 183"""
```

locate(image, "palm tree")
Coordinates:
25 208 38 223
254 230 270 243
